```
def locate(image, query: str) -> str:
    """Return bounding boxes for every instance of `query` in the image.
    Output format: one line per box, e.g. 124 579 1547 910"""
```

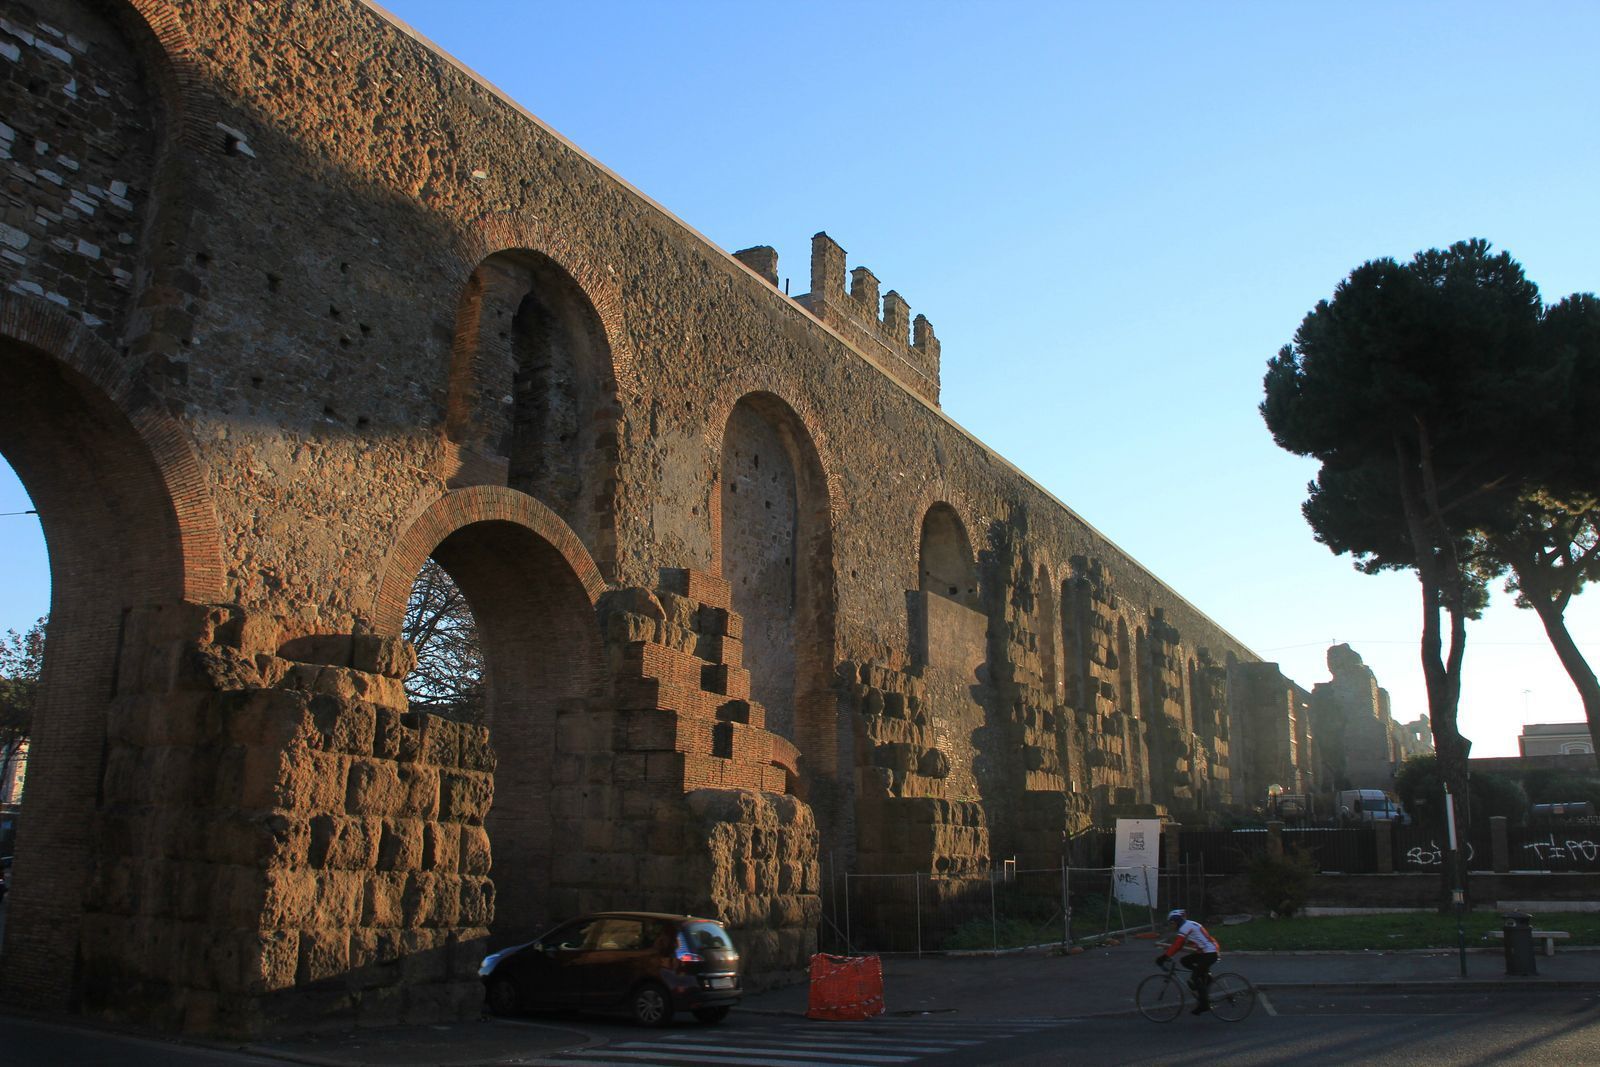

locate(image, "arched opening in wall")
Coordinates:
402 519 603 948
1117 619 1134 720
1060 576 1082 711
1035 564 1059 700
402 559 485 723
717 394 837 792
1117 619 1146 802
919 504 978 610
445 252 619 574
0 337 190 1003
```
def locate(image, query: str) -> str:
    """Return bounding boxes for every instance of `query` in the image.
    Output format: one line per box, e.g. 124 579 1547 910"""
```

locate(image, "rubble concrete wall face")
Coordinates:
1 0 1303 1036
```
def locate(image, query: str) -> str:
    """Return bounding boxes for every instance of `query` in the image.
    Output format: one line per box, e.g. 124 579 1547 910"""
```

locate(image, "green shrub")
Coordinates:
1245 846 1317 917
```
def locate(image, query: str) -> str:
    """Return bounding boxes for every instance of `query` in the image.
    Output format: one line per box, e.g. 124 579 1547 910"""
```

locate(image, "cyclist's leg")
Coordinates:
1193 952 1218 1007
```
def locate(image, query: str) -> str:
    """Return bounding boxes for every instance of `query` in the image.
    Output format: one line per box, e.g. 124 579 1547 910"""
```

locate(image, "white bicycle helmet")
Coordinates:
1167 908 1187 923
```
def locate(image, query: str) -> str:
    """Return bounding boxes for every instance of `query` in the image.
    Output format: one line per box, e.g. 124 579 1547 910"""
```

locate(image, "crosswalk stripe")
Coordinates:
519 1016 1077 1066
610 1040 917 1062
561 1052 902 1067
796 1020 1062 1030
747 1038 975 1052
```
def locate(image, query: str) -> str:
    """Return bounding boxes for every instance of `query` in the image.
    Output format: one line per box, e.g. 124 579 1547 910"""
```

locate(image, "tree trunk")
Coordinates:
1396 429 1473 910
1528 593 1600 760
1419 585 1473 910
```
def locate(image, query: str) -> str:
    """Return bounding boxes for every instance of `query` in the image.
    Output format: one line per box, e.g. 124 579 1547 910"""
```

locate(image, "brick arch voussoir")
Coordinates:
371 485 606 637
448 212 634 395
110 0 224 152
0 292 225 602
707 368 843 525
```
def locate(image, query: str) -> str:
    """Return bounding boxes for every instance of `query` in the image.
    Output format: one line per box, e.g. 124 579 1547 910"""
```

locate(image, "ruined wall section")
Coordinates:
1189 653 1231 811
577 569 817 982
1311 643 1398 793
1227 662 1312 808
1061 558 1147 822
85 602 487 1037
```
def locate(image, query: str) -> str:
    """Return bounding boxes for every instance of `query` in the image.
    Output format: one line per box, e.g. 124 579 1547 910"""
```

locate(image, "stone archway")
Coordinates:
714 393 837 793
0 312 221 1010
919 503 979 610
442 247 624 577
374 486 605 945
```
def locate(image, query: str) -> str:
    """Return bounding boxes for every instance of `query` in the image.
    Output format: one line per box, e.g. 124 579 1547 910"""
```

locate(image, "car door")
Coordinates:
570 916 659 1007
512 918 593 1010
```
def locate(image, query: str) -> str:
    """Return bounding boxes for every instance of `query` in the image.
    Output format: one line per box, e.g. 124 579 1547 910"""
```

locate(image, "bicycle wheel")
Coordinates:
1136 972 1186 1022
1207 972 1256 1021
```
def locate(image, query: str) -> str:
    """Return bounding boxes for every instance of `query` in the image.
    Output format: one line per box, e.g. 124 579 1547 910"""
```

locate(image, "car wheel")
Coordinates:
485 976 522 1017
692 1006 730 1024
630 981 672 1027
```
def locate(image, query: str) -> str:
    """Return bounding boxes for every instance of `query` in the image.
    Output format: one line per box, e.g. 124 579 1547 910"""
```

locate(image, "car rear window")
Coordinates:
683 921 734 952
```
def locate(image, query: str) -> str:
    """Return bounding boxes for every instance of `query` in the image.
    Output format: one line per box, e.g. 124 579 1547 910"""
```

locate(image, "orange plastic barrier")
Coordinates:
806 953 884 1020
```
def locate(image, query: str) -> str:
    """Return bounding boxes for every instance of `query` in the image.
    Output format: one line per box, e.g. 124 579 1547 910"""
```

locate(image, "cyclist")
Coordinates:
1155 908 1220 1015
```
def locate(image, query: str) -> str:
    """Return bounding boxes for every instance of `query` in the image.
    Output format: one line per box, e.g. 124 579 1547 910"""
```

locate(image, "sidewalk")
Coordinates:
738 939 1600 1019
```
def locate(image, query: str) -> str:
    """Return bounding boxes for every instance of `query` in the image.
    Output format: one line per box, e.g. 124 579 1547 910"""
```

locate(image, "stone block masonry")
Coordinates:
82 602 485 1037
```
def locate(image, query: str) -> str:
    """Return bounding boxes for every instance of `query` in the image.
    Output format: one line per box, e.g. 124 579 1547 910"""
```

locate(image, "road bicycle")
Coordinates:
1136 957 1256 1022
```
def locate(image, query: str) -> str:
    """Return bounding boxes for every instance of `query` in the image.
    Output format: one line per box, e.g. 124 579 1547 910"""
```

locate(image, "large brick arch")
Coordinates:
0 293 224 602
110 0 224 152
372 484 605 637
372 485 608 943
710 387 840 834
448 212 635 390
439 215 632 577
705 368 844 526
0 294 222 1008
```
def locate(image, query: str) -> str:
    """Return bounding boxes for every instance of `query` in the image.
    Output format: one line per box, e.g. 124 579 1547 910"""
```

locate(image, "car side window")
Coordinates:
550 920 593 951
586 918 646 951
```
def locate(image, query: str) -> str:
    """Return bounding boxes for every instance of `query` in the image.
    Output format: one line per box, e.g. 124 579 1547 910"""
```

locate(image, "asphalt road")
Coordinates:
3 971 1598 1066
500 988 1600 1067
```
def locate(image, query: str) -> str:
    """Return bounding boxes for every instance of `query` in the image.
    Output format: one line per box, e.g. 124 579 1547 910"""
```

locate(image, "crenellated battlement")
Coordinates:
736 234 941 405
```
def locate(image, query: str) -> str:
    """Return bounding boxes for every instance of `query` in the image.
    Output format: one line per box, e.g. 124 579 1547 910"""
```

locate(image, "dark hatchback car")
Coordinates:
480 911 741 1026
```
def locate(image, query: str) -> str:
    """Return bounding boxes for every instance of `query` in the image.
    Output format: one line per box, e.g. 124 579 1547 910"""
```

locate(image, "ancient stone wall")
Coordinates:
1 0 1305 1036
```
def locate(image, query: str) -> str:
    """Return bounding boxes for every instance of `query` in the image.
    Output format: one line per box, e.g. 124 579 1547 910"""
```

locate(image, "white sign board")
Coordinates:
1113 818 1161 907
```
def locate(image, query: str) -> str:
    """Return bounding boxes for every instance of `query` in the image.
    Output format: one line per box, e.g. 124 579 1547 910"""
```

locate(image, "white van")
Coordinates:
1336 789 1404 824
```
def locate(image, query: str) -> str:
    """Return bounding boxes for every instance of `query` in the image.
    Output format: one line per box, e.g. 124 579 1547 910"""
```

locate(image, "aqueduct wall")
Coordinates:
0 0 1307 1035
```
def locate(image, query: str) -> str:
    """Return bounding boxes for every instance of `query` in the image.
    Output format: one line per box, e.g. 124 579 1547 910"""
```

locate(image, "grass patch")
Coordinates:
942 917 1063 951
1213 911 1600 952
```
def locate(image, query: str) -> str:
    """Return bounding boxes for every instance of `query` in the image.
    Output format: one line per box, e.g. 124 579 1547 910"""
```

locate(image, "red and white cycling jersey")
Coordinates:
1165 918 1220 956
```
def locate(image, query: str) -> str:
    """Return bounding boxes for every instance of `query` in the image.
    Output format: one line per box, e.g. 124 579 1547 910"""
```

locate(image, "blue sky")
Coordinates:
5 1 1598 756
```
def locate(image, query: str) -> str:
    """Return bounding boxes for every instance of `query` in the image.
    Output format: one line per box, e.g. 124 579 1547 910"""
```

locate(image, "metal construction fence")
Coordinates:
818 862 1201 957
816 819 1600 954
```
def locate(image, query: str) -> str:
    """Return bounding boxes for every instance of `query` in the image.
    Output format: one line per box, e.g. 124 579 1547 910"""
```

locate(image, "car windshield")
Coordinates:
683 922 733 953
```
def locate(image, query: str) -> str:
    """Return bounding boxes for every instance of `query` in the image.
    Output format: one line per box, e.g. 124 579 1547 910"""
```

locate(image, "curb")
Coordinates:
1254 979 1600 994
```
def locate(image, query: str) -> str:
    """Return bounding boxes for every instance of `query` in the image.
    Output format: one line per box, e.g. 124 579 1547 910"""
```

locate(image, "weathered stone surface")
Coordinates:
0 0 1325 1041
